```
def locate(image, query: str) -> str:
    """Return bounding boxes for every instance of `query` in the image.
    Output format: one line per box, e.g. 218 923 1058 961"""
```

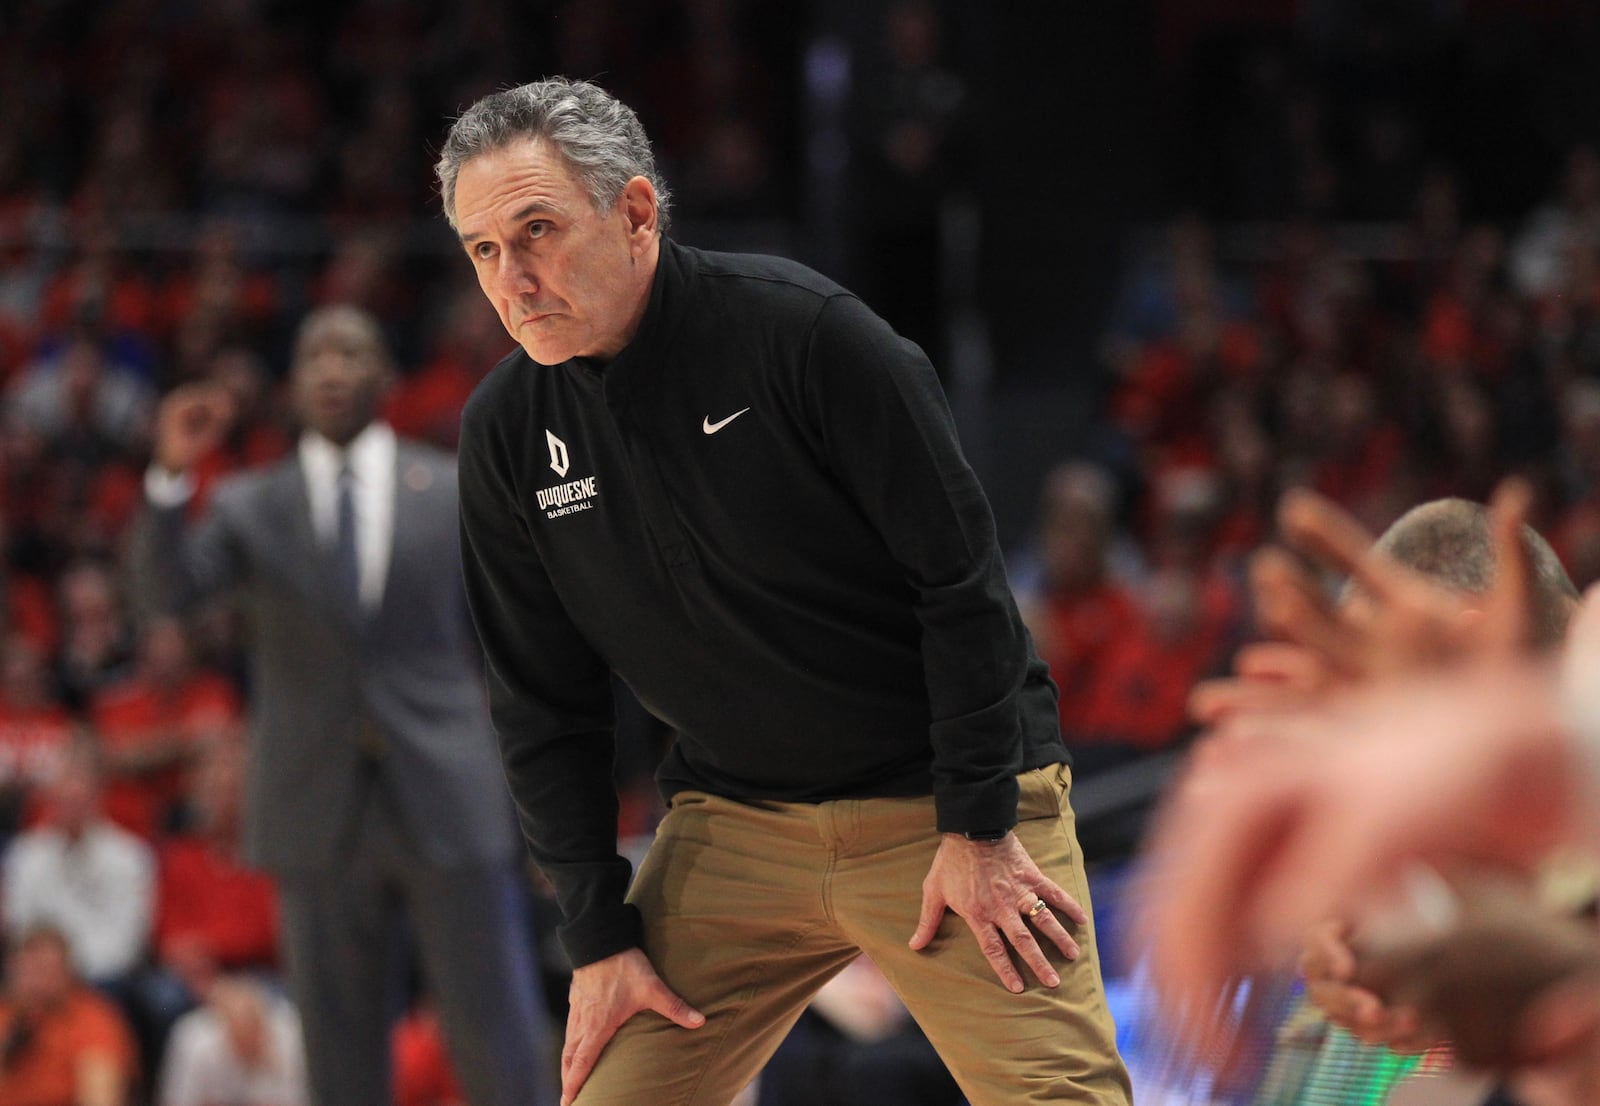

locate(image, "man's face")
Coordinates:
453 138 655 365
290 313 391 445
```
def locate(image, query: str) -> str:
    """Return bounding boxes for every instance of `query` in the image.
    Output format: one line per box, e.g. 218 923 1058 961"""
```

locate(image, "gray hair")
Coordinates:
436 77 671 233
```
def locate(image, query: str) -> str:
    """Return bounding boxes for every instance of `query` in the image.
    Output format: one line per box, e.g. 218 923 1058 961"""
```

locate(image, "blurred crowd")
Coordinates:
1014 145 1600 786
5 0 1600 1102
0 0 798 388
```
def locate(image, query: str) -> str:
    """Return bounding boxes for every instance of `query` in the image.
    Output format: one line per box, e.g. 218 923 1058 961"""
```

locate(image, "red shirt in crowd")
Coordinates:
4 577 57 656
384 354 483 450
1309 423 1405 512
1076 625 1221 752
88 674 240 839
1075 575 1238 752
1035 583 1142 738
154 836 279 972
0 702 73 798
187 423 291 518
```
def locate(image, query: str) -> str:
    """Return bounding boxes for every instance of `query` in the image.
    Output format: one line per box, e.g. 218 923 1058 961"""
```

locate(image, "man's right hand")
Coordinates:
154 383 236 474
1300 919 1434 1052
560 947 705 1106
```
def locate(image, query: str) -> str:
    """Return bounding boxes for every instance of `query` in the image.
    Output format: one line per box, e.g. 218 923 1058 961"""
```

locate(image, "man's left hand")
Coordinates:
908 832 1086 992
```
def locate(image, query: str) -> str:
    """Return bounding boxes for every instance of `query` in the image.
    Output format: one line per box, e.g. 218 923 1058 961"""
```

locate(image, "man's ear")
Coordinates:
620 177 658 247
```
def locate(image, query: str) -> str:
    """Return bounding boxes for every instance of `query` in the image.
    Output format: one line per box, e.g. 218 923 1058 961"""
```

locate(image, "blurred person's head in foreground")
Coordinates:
436 77 670 366
1354 496 1578 648
289 304 393 447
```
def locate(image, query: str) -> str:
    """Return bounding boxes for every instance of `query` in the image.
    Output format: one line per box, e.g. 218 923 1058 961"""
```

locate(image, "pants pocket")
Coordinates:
1015 764 1067 823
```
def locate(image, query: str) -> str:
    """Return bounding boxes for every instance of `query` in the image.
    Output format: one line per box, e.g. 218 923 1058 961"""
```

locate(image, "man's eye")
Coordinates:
528 222 549 239
475 242 495 260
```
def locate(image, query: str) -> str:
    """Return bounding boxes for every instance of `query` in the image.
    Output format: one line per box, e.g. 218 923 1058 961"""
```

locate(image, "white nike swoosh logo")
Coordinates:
702 408 751 435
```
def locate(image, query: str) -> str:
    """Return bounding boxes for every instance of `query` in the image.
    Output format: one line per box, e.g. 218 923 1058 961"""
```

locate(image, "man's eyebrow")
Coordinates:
459 201 563 244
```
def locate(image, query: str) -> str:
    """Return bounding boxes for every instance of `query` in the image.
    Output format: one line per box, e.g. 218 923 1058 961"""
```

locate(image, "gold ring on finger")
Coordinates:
1026 897 1049 919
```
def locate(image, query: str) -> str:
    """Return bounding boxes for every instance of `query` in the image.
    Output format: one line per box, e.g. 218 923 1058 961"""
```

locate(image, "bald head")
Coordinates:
1368 497 1578 648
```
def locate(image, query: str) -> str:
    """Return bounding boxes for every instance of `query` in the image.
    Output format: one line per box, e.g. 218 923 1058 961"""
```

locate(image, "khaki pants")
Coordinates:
577 764 1133 1105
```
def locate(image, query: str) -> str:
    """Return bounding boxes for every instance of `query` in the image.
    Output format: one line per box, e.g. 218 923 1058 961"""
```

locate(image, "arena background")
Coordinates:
4 0 1600 1102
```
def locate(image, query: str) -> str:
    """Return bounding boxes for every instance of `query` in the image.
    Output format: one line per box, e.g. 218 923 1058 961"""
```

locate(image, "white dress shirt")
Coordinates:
297 422 396 611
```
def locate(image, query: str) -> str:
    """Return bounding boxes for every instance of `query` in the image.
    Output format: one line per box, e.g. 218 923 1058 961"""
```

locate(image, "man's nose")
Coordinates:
495 252 539 298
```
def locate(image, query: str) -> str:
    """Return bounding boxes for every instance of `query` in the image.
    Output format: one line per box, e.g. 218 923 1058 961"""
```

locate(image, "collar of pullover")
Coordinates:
561 237 693 403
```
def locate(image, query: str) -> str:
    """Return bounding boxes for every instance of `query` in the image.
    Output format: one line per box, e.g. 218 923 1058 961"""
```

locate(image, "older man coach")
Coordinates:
443 77 1131 1106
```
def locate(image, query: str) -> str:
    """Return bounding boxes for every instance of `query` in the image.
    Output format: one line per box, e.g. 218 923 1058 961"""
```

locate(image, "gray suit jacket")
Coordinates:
131 440 517 874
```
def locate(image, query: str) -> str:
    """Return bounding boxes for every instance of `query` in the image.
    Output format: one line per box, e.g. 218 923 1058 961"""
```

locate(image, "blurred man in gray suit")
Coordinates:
132 305 551 1106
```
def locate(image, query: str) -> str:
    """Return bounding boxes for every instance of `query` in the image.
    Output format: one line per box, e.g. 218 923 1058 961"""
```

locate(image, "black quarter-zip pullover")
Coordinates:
458 238 1067 967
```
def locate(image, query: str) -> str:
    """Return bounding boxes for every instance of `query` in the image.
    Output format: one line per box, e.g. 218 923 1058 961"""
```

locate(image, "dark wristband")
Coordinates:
962 828 1011 843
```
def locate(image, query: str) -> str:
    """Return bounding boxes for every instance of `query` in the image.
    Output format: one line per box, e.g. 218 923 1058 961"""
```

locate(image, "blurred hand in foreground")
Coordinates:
1190 479 1538 732
1139 653 1576 1047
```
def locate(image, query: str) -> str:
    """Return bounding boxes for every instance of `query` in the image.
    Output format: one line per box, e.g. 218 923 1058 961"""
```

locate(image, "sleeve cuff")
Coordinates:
557 902 646 969
933 775 1021 836
145 466 196 507
929 697 1025 834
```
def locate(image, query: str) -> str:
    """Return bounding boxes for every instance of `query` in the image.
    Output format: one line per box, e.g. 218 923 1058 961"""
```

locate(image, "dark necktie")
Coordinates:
334 464 360 607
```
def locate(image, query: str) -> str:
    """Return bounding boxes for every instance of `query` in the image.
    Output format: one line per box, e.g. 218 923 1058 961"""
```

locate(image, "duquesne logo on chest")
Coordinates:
537 430 601 519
